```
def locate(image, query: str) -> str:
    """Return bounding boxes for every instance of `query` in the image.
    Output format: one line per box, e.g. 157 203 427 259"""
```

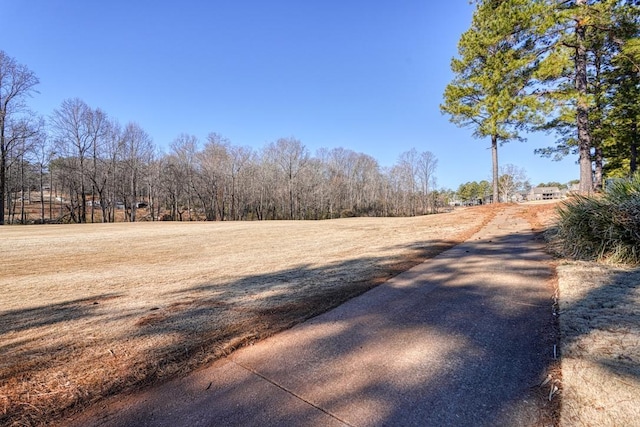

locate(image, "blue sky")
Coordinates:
3 0 578 189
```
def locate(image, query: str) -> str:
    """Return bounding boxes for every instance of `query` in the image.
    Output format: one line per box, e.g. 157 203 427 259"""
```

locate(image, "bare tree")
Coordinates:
159 153 189 221
120 123 153 222
324 148 353 217
85 108 109 222
146 152 164 221
296 156 325 219
417 151 438 213
196 133 231 220
50 98 97 222
226 144 252 220
351 152 382 216
385 165 405 216
92 120 123 222
266 137 309 219
3 115 43 223
250 150 278 220
396 149 420 216
171 134 200 220
30 130 51 223
8 135 34 223
0 51 39 225
498 164 529 203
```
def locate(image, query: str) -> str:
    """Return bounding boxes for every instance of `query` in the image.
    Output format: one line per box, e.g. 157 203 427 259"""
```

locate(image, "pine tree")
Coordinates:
533 0 639 191
442 0 543 203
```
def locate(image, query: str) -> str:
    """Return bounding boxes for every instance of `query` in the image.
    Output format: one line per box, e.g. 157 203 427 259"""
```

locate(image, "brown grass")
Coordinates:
0 205 500 426
556 262 640 426
527 198 640 425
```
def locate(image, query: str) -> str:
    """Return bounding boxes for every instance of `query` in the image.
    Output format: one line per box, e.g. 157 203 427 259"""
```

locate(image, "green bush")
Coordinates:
549 174 640 265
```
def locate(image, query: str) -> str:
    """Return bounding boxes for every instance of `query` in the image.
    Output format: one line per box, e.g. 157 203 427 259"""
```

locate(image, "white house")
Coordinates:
528 186 565 200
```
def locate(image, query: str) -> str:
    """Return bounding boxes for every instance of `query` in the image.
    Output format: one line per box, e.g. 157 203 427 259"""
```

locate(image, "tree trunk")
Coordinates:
49 168 53 221
593 147 603 190
58 184 63 220
289 177 294 220
91 185 95 223
491 134 499 203
98 187 108 223
79 159 87 223
20 154 25 224
575 0 594 194
39 163 45 223
0 144 6 225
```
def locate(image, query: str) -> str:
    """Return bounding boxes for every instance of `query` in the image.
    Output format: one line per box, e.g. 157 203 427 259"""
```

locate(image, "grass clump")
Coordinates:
549 174 640 265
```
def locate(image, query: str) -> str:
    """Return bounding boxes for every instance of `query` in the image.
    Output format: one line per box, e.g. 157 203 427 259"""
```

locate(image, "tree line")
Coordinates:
0 52 443 224
442 0 639 201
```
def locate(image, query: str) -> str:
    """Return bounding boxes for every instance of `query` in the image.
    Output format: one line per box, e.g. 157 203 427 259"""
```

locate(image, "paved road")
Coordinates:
68 205 557 427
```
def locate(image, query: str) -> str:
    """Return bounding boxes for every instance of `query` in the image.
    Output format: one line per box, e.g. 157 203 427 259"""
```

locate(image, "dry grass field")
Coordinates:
1 205 500 426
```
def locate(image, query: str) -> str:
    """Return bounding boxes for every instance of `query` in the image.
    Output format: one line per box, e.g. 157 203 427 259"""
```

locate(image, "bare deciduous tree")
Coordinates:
396 149 419 216
171 134 200 221
266 137 309 220
120 123 153 222
93 119 122 222
50 99 98 223
417 150 438 213
0 51 39 225
498 164 529 203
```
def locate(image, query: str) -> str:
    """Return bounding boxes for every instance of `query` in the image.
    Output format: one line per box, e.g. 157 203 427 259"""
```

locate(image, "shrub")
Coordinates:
549 174 640 265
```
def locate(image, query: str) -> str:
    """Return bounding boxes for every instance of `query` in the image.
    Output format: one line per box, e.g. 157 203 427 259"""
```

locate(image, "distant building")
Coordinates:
528 186 565 201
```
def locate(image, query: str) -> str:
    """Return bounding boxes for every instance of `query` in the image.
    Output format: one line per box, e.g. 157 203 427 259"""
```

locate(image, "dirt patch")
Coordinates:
1 205 500 426
514 200 561 231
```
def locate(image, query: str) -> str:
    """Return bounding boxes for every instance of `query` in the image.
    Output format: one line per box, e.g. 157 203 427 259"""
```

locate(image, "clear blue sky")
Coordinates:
3 0 578 189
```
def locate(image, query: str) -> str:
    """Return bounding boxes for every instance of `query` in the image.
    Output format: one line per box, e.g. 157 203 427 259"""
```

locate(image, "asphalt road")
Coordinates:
67 205 558 427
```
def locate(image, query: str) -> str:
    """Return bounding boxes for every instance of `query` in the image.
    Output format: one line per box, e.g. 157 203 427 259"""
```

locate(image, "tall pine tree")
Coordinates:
442 0 543 203
533 0 639 191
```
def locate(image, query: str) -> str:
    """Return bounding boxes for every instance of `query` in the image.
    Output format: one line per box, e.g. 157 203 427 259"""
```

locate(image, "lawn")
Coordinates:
1 205 498 425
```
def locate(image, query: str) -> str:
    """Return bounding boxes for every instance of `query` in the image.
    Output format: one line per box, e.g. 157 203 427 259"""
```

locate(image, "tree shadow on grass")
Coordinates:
0 293 126 426
0 294 121 336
